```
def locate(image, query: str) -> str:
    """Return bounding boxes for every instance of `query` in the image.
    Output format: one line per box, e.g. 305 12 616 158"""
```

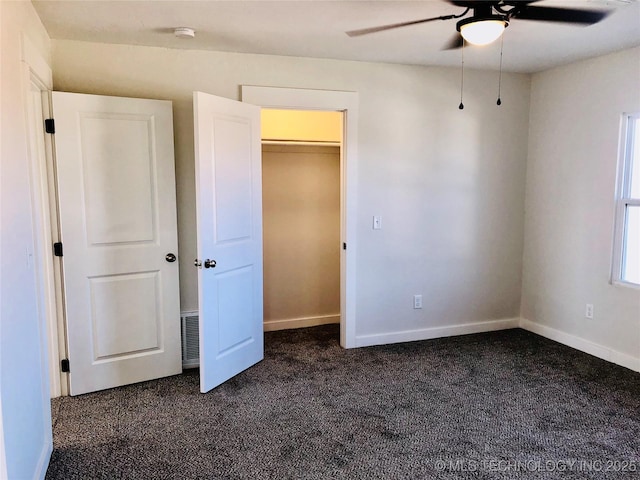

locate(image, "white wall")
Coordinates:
522 47 640 371
52 40 531 344
0 0 53 478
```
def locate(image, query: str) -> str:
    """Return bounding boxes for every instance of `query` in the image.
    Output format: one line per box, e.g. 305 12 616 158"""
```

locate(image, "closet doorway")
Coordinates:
261 109 342 333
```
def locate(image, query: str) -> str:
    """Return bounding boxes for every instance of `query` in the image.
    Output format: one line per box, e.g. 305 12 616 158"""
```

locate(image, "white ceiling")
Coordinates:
32 0 640 73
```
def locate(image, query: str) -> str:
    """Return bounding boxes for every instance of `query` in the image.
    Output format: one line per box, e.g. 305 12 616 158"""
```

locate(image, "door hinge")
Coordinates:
343 242 347 250
45 118 55 134
61 359 70 373
53 242 63 257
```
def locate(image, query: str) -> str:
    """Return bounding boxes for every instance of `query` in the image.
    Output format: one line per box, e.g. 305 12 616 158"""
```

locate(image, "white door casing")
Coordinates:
53 92 181 396
193 92 264 393
13 33 54 478
26 79 60 398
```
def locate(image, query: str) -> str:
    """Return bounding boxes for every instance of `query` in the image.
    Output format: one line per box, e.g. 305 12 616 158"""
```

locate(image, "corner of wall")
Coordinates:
519 47 640 372
519 317 640 373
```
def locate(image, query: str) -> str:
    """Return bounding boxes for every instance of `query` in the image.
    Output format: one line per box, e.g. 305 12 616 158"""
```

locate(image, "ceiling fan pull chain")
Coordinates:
459 40 465 110
497 33 504 106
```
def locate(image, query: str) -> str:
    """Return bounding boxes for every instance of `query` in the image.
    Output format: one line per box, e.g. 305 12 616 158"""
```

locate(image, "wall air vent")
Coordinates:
180 311 199 369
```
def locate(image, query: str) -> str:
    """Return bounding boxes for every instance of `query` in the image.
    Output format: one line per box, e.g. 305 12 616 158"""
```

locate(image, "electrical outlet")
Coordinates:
585 304 594 319
413 295 423 309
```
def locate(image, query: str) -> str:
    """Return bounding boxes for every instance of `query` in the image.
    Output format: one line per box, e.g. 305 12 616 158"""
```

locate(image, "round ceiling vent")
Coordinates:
174 27 196 39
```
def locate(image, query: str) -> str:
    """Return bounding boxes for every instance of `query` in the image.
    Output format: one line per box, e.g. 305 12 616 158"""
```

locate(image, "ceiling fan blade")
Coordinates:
346 15 455 37
513 5 609 24
443 33 464 50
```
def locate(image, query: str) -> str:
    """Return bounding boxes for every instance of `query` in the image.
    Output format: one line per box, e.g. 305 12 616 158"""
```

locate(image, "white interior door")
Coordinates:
53 92 181 396
193 91 263 393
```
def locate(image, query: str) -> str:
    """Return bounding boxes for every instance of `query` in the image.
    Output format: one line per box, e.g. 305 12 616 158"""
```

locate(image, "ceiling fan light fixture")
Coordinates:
458 17 507 46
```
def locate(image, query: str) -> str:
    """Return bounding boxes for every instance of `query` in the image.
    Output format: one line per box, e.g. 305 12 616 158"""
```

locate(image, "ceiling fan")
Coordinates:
346 1 610 48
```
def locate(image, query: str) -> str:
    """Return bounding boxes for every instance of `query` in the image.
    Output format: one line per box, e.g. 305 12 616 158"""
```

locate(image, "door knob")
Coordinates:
194 259 202 268
165 253 177 263
204 259 216 269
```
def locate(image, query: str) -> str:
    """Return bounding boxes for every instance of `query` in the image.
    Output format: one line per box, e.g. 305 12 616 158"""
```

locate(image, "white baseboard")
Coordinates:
520 318 640 373
35 439 52 480
354 317 520 348
263 314 340 332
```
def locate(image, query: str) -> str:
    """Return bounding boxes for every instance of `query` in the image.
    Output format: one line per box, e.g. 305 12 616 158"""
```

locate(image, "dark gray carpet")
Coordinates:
46 326 640 480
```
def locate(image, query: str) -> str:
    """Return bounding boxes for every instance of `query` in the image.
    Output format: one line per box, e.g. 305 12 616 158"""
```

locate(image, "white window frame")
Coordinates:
612 112 640 288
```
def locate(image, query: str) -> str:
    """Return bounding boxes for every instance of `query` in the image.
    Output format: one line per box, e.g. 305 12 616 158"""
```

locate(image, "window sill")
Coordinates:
611 279 640 290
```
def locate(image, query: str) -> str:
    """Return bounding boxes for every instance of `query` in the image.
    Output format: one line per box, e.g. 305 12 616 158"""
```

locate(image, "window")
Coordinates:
612 113 640 286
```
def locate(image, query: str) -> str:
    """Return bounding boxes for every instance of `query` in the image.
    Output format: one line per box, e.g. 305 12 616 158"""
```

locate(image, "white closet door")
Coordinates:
53 92 181 396
193 91 263 393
